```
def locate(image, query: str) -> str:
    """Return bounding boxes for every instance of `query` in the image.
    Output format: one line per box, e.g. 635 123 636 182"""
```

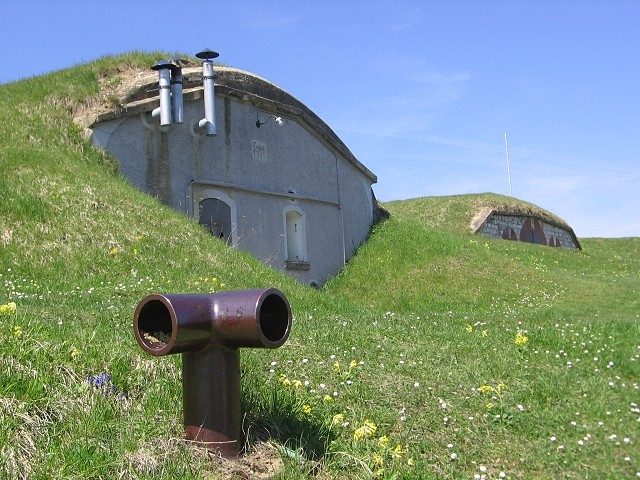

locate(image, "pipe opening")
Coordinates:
137 300 173 350
259 294 291 343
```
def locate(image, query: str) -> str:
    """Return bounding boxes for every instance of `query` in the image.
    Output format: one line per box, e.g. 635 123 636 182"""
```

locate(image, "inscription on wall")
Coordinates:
252 140 267 160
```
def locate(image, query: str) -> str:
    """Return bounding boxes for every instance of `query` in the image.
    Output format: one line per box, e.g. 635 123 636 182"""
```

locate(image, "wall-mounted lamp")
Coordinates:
256 113 283 128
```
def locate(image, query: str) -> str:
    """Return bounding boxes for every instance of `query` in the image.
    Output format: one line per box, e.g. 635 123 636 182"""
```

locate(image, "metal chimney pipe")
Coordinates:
194 49 219 136
170 57 185 124
150 60 173 126
133 288 292 458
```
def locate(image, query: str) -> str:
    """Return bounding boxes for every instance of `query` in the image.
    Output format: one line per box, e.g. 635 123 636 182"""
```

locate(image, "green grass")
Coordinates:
1 54 639 479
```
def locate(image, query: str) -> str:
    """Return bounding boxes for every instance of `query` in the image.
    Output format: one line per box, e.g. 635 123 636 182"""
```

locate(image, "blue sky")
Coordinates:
2 0 639 237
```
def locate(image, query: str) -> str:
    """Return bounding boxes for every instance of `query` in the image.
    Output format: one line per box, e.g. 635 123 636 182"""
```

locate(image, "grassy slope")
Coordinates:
1 56 639 479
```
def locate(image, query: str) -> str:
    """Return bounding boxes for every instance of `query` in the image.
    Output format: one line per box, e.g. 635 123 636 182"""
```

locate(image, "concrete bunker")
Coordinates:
80 51 380 286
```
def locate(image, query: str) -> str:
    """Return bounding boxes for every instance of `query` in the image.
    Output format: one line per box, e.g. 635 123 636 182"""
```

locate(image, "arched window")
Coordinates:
193 188 237 246
284 207 307 263
199 198 232 244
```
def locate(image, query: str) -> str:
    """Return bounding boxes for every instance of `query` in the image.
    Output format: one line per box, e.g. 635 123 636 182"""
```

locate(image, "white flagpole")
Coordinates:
504 132 512 196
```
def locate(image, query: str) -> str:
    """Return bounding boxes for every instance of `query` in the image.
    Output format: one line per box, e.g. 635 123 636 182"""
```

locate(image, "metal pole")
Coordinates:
504 132 512 196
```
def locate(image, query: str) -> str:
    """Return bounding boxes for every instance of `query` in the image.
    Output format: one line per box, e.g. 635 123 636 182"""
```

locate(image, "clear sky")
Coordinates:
2 0 639 238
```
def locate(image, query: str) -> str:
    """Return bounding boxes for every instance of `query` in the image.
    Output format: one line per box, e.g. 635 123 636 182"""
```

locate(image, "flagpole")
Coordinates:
504 132 512 196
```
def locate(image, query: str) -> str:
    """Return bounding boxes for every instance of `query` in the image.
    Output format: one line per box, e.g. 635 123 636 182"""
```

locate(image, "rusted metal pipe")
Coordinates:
133 288 292 457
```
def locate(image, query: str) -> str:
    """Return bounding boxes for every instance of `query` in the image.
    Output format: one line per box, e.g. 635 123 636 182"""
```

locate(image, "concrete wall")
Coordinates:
475 210 580 249
88 67 377 285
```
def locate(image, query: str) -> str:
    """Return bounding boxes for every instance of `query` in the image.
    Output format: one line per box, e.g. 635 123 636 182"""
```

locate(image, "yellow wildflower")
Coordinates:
372 453 383 466
466 324 473 333
479 385 493 394
0 302 17 315
349 360 358 369
323 394 333 402
485 402 494 410
332 413 345 426
515 332 529 346
407 458 415 467
391 444 404 460
70 346 82 359
12 325 22 338
333 360 340 372
353 419 377 441
378 435 389 447
292 380 302 389
302 404 312 415
109 247 121 256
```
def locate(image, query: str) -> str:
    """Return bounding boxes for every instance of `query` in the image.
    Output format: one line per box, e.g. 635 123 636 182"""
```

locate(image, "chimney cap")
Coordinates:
195 49 220 60
171 57 187 66
151 59 173 71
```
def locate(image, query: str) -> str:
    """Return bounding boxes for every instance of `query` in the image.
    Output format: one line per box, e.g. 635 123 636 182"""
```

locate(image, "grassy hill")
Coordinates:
1 54 639 479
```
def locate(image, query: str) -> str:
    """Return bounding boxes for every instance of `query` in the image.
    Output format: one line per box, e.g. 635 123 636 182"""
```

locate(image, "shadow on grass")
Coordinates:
242 387 336 463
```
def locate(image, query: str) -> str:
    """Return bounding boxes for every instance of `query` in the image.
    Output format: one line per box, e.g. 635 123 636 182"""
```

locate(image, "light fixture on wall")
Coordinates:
256 112 283 128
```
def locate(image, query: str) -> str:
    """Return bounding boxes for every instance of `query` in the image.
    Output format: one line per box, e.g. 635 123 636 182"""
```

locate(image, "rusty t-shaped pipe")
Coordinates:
133 288 292 457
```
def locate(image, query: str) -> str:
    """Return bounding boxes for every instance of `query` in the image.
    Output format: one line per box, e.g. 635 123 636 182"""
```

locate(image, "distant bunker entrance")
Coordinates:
471 207 581 249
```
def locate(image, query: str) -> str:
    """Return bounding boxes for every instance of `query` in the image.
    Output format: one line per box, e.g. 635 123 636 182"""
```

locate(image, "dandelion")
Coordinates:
301 404 312 415
353 419 377 441
515 332 529 347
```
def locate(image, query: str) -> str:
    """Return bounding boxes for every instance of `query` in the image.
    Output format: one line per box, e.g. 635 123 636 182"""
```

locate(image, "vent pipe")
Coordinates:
150 60 173 126
194 49 219 136
133 288 292 458
169 57 186 124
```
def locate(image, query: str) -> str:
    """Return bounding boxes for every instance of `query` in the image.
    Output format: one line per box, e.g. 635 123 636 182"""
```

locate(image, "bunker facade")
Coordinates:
85 61 378 286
